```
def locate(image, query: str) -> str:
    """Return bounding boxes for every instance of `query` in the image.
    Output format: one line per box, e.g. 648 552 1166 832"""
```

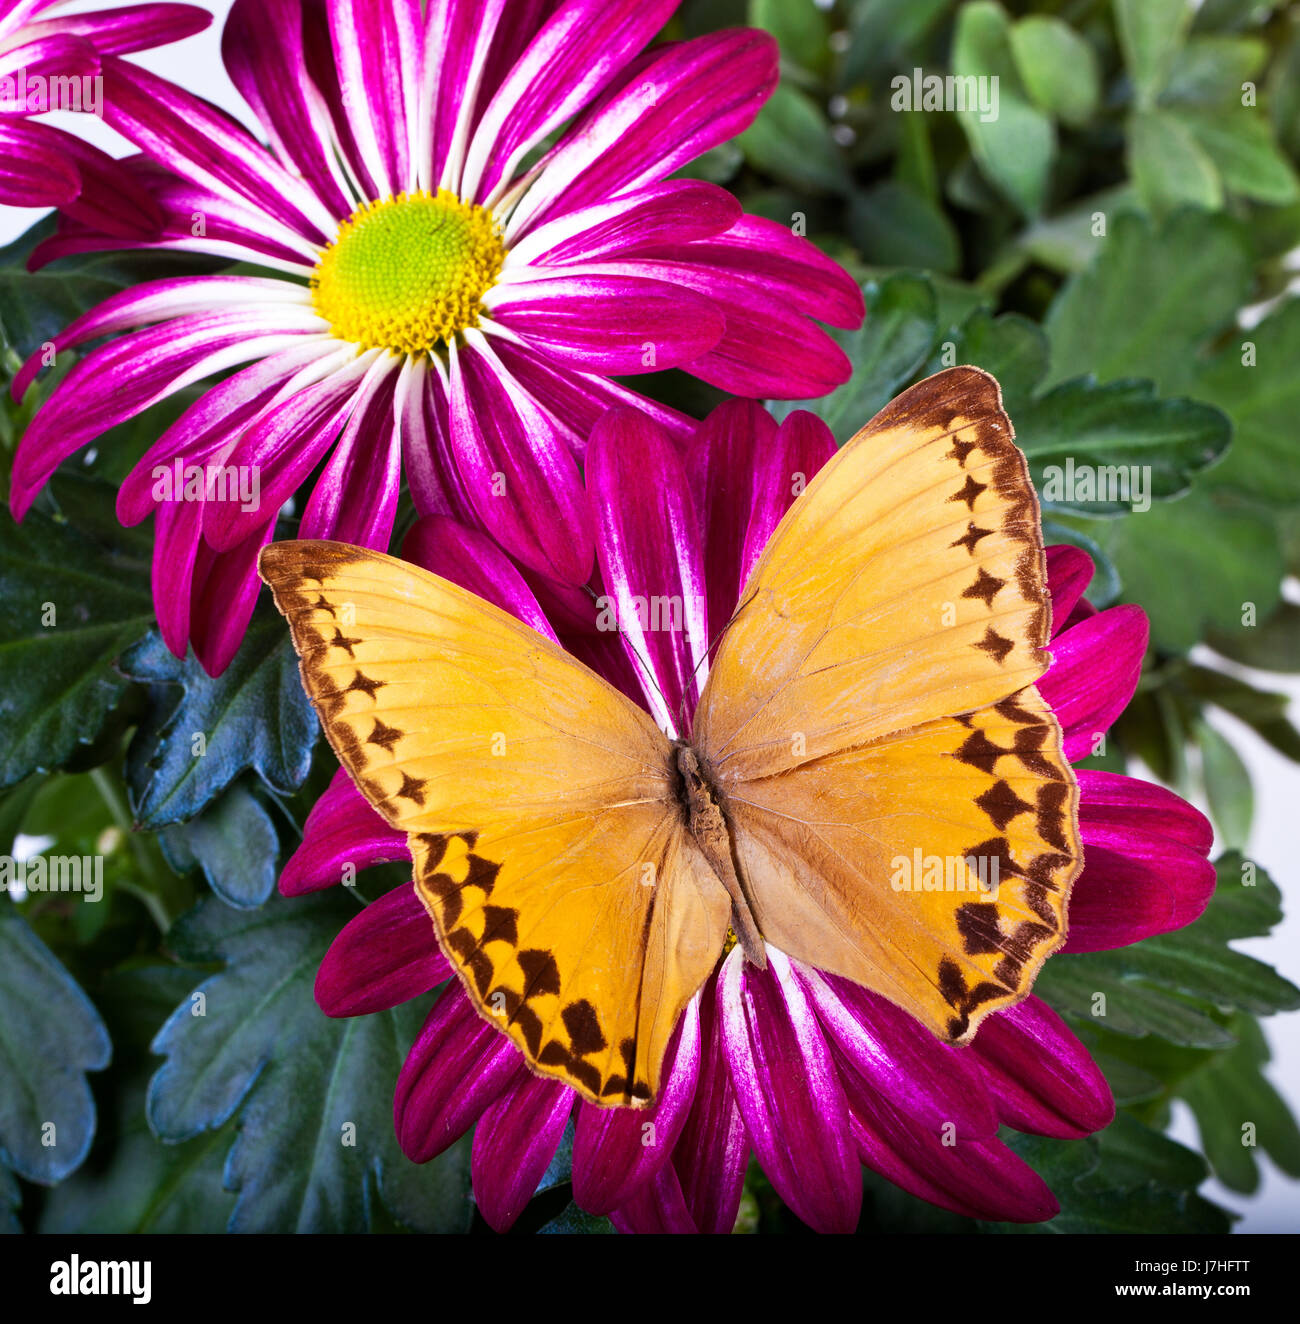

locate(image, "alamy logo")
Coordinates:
50 1256 151 1304
0 70 102 116
1040 460 1152 512
151 458 262 513
0 854 103 903
595 593 684 633
890 68 999 122
890 849 1000 897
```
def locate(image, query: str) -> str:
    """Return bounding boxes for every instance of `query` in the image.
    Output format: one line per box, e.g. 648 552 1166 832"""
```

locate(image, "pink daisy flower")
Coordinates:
8 0 862 675
279 399 1217 1234
0 0 208 233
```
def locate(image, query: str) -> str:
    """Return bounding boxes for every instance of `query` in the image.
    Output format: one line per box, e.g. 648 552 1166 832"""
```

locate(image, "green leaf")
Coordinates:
1044 210 1253 393
0 907 110 1183
1093 488 1282 650
0 488 153 789
1016 186 1136 276
847 181 960 275
1179 1014 1300 1192
121 607 317 829
1162 35 1269 104
1184 666 1300 761
1195 720 1253 850
39 1081 236 1233
1192 298 1300 502
1039 518 1123 607
1087 1111 1211 1192
160 782 280 910
981 1131 1229 1233
1267 19 1300 160
838 0 952 88
770 274 936 441
1037 854 1300 1048
0 215 222 362
748 0 830 78
737 84 850 195
1017 379 1230 515
539 1203 616 1234
1128 109 1224 217
1175 107 1299 204
922 310 1048 415
147 891 470 1232
1207 601 1300 673
1 1163 20 1233
1114 0 1194 110
1009 17 1101 127
951 2 1056 218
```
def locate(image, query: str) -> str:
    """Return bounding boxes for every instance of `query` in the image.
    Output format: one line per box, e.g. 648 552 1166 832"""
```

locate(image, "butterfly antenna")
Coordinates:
577 584 678 735
672 586 760 737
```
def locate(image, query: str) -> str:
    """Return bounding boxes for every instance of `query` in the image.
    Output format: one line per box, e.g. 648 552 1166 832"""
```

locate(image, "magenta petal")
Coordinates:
510 180 740 269
37 4 211 55
12 309 323 520
1045 544 1094 636
448 336 595 585
609 1159 699 1234
188 520 274 675
491 338 694 449
585 408 710 733
401 514 559 642
688 402 835 634
719 948 861 1233
316 884 450 1017
508 29 777 237
643 215 865 329
969 996 1114 1138
672 973 750 1234
394 988 525 1162
99 55 332 243
151 497 202 660
1064 770 1216 952
280 768 407 896
223 0 353 219
202 356 376 552
462 0 679 203
803 969 999 1141
489 272 724 374
1040 604 1149 762
472 1073 574 1233
845 1080 1058 1222
0 120 79 206
299 366 402 549
571 1001 700 1215
323 0 419 201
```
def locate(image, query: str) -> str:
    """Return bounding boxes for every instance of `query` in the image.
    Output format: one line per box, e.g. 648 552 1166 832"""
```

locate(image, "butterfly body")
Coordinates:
260 366 1082 1108
675 742 766 969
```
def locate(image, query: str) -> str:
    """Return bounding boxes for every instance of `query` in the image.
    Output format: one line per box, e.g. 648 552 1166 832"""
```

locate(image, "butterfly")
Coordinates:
259 366 1081 1109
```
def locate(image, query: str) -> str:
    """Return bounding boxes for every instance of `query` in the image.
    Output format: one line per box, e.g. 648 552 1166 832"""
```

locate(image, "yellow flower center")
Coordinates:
311 189 506 354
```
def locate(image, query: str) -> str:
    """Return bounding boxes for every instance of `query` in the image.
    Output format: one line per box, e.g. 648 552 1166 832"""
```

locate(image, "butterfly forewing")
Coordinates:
259 541 732 1105
693 366 1083 1044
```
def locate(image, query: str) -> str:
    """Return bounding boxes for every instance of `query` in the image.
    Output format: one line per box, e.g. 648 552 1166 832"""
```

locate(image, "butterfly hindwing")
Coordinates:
259 540 731 1105
694 367 1082 1043
723 684 1077 1042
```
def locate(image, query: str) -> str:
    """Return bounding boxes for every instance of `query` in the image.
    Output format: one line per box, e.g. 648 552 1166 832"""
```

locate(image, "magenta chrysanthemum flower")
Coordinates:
279 400 1216 1234
9 0 862 675
0 0 208 232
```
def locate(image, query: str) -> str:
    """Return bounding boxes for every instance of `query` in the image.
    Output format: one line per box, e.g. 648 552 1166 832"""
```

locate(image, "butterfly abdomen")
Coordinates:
674 744 766 969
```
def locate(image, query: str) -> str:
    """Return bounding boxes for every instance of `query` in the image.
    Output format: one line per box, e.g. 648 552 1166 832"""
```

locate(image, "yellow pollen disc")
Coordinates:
312 189 506 355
